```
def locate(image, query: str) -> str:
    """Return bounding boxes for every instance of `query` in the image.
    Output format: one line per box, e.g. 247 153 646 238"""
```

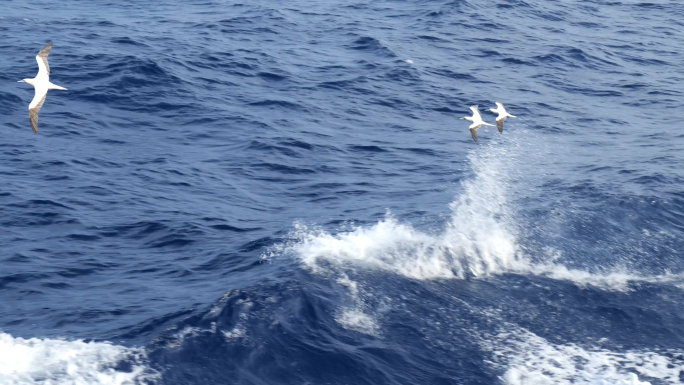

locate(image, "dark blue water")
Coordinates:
2 0 684 383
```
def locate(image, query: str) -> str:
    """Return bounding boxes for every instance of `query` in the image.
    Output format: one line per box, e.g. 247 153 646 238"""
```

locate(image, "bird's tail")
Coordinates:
489 108 498 114
508 114 516 118
483 122 495 127
48 83 67 90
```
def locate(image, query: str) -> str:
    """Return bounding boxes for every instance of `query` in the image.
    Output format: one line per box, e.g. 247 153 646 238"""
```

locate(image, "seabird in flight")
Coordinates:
18 42 67 134
489 101 516 133
460 105 494 143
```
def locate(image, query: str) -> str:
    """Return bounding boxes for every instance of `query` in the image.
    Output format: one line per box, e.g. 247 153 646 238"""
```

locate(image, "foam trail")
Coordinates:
0 332 155 384
527 263 684 291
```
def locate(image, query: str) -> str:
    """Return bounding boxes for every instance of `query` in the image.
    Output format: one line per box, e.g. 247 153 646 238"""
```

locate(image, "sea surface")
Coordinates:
1 0 684 384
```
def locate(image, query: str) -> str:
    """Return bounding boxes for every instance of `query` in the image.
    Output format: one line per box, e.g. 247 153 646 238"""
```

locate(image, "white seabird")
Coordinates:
18 42 67 134
489 101 516 133
460 105 494 143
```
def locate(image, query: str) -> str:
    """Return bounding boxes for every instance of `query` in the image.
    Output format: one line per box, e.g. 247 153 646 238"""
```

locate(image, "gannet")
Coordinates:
460 105 494 143
489 101 516 133
18 42 67 134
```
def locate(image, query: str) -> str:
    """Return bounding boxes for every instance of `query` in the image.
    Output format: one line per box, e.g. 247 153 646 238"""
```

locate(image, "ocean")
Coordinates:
1 0 684 384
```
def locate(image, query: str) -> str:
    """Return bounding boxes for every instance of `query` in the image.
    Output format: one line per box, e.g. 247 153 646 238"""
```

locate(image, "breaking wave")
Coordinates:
267 139 684 292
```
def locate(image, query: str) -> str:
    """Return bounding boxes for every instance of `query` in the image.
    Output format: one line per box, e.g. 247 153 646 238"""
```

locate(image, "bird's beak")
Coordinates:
459 117 466 120
17 80 24 83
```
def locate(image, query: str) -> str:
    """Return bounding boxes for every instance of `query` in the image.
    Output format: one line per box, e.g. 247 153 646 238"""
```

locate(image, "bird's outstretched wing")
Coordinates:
470 105 482 120
496 116 506 133
495 101 504 109
36 42 53 77
29 88 48 134
469 124 480 143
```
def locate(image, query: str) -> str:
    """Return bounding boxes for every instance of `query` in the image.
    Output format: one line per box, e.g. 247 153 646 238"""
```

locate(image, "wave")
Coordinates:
348 36 397 58
266 136 684 292
0 332 155 384
257 131 684 383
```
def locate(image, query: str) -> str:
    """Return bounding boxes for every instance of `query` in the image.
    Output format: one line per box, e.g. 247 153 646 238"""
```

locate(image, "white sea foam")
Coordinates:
334 274 379 335
265 139 684 292
335 309 379 335
487 328 684 385
0 332 155 385
222 326 247 340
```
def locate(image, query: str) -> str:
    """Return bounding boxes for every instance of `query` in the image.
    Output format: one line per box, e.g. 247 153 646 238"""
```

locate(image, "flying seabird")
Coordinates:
489 101 516 133
18 42 67 134
460 105 494 143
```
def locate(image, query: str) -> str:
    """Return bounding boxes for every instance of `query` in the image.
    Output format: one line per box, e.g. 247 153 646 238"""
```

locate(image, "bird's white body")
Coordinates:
30 58 62 103
489 101 516 133
461 105 494 143
19 43 67 134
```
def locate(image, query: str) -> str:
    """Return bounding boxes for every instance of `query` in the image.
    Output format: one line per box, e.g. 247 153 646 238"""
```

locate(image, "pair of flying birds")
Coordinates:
19 43 517 142
460 103 516 143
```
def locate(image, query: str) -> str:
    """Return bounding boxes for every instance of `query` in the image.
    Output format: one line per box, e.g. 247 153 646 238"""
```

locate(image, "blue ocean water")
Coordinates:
2 0 684 383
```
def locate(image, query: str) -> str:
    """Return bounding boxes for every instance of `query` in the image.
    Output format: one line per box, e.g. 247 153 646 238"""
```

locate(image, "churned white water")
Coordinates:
487 328 684 385
0 332 155 385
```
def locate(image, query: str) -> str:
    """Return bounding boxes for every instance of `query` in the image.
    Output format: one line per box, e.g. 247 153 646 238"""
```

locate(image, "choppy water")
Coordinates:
2 0 684 384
